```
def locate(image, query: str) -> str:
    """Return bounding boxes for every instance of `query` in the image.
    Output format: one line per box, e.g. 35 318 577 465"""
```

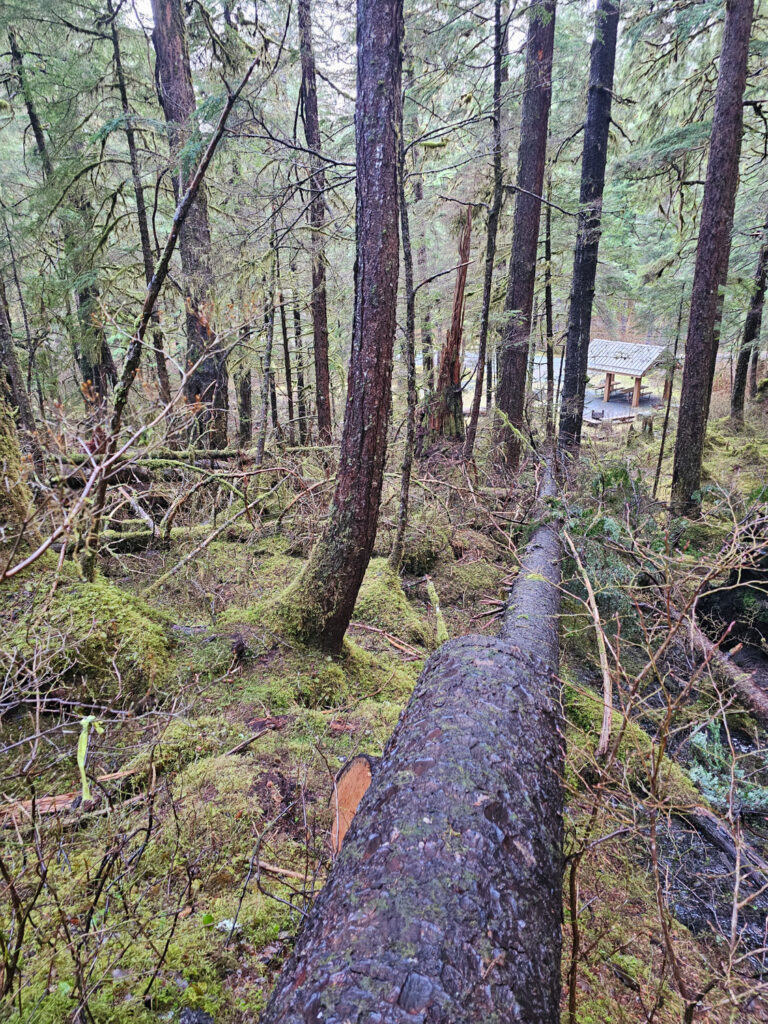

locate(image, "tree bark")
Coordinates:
276 0 402 653
389 97 416 572
670 0 754 509
749 342 759 398
276 250 295 445
557 0 619 453
109 2 172 406
256 263 277 468
298 0 332 444
495 0 556 470
290 261 308 444
428 209 472 443
151 0 227 446
261 467 563 1024
544 182 555 439
731 215 768 425
463 0 505 463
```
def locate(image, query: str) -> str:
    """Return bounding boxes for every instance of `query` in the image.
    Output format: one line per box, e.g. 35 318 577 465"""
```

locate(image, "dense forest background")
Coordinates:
3 0 768 1022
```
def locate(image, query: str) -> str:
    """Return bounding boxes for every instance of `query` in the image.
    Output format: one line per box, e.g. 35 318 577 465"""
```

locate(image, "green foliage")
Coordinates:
688 724 768 815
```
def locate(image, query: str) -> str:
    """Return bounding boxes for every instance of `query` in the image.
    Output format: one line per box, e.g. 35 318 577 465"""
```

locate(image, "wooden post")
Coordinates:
663 375 672 402
605 371 614 401
632 375 642 407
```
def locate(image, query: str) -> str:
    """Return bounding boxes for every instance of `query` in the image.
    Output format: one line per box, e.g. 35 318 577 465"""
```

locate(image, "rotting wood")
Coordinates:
259 458 564 1023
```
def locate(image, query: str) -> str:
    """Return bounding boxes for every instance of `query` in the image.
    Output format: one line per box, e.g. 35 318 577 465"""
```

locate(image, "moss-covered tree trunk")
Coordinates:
275 0 402 652
260 466 563 1023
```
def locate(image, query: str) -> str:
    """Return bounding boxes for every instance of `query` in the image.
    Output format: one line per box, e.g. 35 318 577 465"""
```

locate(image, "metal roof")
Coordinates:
587 339 667 377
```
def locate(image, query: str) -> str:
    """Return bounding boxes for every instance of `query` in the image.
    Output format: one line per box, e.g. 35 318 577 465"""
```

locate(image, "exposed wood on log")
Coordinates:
260 460 564 1023
331 754 378 854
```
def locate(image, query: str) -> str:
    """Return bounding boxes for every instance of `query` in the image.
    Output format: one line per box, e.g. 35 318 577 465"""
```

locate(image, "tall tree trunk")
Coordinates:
9 27 116 409
496 0 556 471
262 469 563 1024
150 0 227 447
389 90 417 572
429 209 472 442
109 2 172 406
670 0 754 508
276 0 402 652
276 249 295 445
464 0 504 463
557 0 620 453
731 215 768 425
544 181 555 438
298 0 332 444
290 261 308 443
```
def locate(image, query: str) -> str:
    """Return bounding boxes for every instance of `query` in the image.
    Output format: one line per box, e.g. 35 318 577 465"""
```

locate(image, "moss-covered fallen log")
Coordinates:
260 466 563 1023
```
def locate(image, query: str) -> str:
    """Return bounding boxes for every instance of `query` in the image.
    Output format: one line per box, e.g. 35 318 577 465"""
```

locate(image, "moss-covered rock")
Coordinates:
433 558 507 607
3 566 173 700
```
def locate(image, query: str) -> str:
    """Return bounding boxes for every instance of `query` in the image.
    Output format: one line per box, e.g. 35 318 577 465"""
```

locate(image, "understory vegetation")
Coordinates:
3 418 768 1021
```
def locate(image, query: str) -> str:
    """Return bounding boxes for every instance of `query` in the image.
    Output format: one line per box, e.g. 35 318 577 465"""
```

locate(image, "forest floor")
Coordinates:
3 405 768 1023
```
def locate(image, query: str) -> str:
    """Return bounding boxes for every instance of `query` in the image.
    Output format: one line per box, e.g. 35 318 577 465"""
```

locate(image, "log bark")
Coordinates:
670 0 754 508
496 0 556 470
261 465 563 1022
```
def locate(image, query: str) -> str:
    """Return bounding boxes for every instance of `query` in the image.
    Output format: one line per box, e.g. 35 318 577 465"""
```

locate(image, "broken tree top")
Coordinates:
587 339 667 377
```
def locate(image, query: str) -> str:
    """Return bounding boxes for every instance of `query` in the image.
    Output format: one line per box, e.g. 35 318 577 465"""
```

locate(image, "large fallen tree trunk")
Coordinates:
260 466 563 1023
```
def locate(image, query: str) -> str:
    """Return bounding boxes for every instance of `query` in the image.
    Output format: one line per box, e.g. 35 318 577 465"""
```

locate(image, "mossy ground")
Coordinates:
3 413 766 1022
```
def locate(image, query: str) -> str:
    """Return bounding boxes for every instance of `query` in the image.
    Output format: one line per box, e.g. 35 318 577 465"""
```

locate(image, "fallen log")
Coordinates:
260 466 563 1023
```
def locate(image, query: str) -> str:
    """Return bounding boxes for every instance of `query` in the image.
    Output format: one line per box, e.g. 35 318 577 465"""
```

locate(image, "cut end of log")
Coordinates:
331 754 376 854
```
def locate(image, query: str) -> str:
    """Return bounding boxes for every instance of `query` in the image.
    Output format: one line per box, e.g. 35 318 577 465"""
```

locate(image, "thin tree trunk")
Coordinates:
653 289 685 499
151 0 227 446
389 92 416 572
486 352 493 411
557 0 620 453
236 324 253 446
464 0 504 463
290 261 308 443
731 215 768 425
496 0 556 471
429 209 472 442
256 262 276 468
262 467 563 1024
749 343 759 398
275 0 402 653
109 2 171 406
276 249 295 444
545 181 555 438
298 0 332 444
671 0 754 509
